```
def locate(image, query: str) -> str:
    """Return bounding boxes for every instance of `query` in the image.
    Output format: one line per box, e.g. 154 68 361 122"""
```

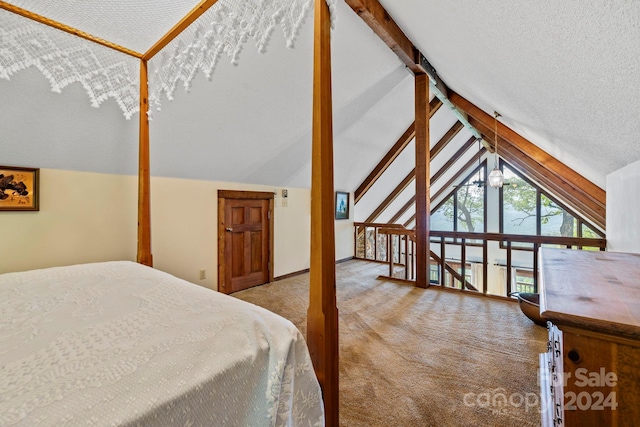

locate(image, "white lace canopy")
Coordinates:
0 0 337 119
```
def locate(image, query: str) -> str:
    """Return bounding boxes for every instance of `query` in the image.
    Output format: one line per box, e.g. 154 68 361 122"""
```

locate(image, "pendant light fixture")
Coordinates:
488 111 504 188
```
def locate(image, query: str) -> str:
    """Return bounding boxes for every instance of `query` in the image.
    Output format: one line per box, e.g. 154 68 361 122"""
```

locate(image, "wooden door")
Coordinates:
218 191 273 294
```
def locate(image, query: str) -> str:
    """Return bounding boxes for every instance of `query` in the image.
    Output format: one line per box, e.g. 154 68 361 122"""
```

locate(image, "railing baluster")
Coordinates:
483 240 488 295
533 242 539 293
506 240 512 296
388 232 393 277
364 226 369 260
374 227 378 261
354 225 357 259
351 223 606 295
440 236 446 287
404 235 409 279
460 238 466 290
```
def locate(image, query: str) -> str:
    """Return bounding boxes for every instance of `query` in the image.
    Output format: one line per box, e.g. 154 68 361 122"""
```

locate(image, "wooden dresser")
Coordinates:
538 248 640 426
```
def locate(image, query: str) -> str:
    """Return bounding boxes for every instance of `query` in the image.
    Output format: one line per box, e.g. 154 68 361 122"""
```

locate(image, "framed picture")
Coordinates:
0 166 39 211
335 191 349 220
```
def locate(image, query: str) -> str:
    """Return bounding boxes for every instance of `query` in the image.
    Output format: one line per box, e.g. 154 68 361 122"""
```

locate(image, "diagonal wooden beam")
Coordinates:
429 250 477 291
449 91 606 229
143 0 220 60
364 169 415 224
429 97 443 117
390 137 477 225
430 121 465 161
431 148 486 203
354 97 442 204
345 0 419 73
494 135 606 230
431 136 476 184
0 1 142 58
403 213 416 228
344 0 448 91
388 195 416 224
384 125 468 223
354 123 414 204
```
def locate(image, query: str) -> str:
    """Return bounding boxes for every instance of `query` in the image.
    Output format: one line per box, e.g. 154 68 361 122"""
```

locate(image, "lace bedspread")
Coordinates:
0 261 323 427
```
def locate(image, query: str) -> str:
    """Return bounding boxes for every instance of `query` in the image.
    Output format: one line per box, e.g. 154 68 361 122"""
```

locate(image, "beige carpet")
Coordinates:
233 260 548 427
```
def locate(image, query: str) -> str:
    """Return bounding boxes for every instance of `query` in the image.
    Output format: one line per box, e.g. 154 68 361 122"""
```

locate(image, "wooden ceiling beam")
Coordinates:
388 136 477 224
430 121 464 160
449 91 605 206
496 137 606 230
344 0 450 97
366 118 466 223
386 128 468 224
144 0 220 60
354 123 415 204
388 195 416 224
466 114 606 230
364 169 415 224
431 136 476 184
0 1 142 58
431 148 486 203
354 97 442 204
403 213 416 228
430 97 444 117
344 0 420 74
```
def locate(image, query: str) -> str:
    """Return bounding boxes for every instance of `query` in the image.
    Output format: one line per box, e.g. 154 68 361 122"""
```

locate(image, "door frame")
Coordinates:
218 190 274 293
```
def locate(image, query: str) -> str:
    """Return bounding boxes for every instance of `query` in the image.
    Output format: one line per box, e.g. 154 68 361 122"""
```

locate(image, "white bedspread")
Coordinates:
0 261 323 427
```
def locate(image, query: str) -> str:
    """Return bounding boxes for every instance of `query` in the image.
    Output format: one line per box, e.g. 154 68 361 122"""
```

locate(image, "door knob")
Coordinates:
226 227 233 232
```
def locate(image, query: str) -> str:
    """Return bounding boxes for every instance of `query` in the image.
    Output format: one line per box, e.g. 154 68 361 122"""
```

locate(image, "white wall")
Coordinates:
0 169 138 274
0 169 354 290
606 159 640 253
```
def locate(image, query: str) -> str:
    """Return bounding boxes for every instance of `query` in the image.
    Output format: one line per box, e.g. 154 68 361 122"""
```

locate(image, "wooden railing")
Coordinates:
354 222 606 297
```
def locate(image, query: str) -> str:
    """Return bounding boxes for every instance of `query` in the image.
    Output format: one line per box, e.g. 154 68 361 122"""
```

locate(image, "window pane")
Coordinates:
581 223 600 238
502 167 537 235
456 168 485 232
540 194 577 237
431 196 454 231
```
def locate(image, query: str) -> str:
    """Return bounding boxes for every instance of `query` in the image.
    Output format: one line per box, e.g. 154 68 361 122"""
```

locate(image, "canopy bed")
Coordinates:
0 0 339 424
0 261 322 426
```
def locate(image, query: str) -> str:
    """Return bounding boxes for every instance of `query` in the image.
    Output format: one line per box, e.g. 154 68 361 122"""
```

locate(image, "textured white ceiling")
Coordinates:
4 0 196 52
379 0 640 188
2 0 638 198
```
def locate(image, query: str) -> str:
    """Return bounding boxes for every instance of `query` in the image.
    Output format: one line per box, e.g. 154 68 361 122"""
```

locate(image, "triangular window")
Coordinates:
431 162 486 233
500 161 603 241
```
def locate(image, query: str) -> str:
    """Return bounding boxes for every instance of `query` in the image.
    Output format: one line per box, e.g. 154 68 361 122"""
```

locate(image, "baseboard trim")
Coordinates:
274 268 310 281
274 257 355 281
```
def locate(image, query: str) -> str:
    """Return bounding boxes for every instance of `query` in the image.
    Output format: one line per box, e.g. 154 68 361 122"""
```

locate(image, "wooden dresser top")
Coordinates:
539 248 640 339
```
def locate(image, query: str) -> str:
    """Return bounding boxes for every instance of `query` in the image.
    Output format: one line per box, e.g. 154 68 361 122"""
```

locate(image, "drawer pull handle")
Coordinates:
567 349 580 363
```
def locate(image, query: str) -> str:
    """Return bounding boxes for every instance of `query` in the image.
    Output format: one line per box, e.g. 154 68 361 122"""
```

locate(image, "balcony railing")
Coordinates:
354 222 606 298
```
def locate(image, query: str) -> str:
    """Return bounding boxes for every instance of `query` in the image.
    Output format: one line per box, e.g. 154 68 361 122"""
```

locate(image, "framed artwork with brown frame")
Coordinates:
335 191 349 220
0 166 39 211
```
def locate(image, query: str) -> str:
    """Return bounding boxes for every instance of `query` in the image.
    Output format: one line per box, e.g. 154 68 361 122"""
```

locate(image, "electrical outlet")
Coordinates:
282 199 288 207
199 269 206 280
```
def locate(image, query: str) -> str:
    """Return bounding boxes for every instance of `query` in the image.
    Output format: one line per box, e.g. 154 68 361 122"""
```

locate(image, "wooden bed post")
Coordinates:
307 0 338 425
137 59 153 267
414 74 430 288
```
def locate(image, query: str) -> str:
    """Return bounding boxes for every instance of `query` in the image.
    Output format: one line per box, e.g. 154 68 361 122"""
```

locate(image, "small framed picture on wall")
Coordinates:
0 165 39 211
335 191 349 220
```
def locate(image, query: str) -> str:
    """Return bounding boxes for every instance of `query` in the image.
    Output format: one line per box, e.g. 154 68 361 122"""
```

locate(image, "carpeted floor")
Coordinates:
232 260 548 427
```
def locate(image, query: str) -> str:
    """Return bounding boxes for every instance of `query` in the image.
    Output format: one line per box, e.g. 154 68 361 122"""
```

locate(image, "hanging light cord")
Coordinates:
494 111 500 167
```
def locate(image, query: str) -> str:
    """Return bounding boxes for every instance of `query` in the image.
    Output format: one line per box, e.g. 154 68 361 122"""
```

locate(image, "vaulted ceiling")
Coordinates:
2 0 638 217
